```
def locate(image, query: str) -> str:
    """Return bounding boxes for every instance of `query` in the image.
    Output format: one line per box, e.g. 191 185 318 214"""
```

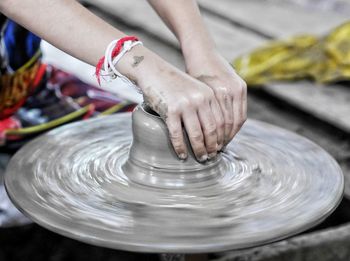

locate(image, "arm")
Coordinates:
148 0 247 144
0 0 223 161
0 0 121 67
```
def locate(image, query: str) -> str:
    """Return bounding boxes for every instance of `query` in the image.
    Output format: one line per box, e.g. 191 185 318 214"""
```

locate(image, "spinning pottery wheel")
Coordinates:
5 104 344 254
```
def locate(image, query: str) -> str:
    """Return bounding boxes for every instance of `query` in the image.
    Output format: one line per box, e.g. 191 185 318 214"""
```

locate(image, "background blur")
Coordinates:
2 0 350 260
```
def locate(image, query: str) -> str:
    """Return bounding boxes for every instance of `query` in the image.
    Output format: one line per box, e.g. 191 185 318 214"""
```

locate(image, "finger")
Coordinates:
166 113 187 160
217 91 234 145
235 81 248 134
229 84 247 140
229 95 241 141
182 110 208 162
210 99 224 151
198 102 218 159
242 81 248 124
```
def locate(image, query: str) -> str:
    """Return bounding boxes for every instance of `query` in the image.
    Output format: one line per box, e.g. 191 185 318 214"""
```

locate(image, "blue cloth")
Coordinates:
2 19 41 70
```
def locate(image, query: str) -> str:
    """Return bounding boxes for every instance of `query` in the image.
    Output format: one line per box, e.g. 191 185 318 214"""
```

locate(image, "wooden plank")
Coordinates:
198 0 349 38
82 0 178 46
82 0 264 58
264 82 350 131
197 0 350 133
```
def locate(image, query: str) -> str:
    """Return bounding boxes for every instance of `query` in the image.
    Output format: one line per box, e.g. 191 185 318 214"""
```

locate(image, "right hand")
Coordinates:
117 46 224 162
141 68 225 162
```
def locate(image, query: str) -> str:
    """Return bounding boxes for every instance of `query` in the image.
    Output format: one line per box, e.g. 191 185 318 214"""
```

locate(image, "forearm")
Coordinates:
0 0 158 87
0 0 123 66
147 0 216 61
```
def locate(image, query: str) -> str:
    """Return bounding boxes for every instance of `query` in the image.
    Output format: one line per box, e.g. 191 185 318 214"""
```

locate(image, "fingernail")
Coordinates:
217 143 223 151
208 152 217 159
179 153 187 160
199 154 208 162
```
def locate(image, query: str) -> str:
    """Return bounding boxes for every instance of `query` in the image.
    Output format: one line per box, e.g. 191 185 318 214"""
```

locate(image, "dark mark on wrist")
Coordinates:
132 56 144 68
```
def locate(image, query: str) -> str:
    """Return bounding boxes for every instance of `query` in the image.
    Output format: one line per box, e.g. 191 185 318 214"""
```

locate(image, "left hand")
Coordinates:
185 51 247 147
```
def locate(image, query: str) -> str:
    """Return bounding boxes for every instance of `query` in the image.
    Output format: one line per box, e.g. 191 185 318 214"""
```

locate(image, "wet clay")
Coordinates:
4 105 344 253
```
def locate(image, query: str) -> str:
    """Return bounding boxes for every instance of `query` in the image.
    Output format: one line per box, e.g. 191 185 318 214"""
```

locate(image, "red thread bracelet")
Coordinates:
95 36 139 85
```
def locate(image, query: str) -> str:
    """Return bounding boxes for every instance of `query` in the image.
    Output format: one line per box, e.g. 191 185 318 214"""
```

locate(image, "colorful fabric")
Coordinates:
0 17 44 119
1 65 136 148
233 21 350 85
0 17 136 148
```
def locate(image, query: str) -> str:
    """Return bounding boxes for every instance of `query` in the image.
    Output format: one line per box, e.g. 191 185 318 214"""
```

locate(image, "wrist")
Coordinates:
114 45 152 86
179 30 219 75
184 47 222 76
115 44 172 90
181 36 216 65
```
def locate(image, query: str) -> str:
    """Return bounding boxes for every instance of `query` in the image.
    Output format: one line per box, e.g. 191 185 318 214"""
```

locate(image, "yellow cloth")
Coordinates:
233 22 350 85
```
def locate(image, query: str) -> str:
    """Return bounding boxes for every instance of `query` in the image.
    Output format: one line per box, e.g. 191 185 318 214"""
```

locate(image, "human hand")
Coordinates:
141 63 225 162
120 46 224 162
185 51 247 146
